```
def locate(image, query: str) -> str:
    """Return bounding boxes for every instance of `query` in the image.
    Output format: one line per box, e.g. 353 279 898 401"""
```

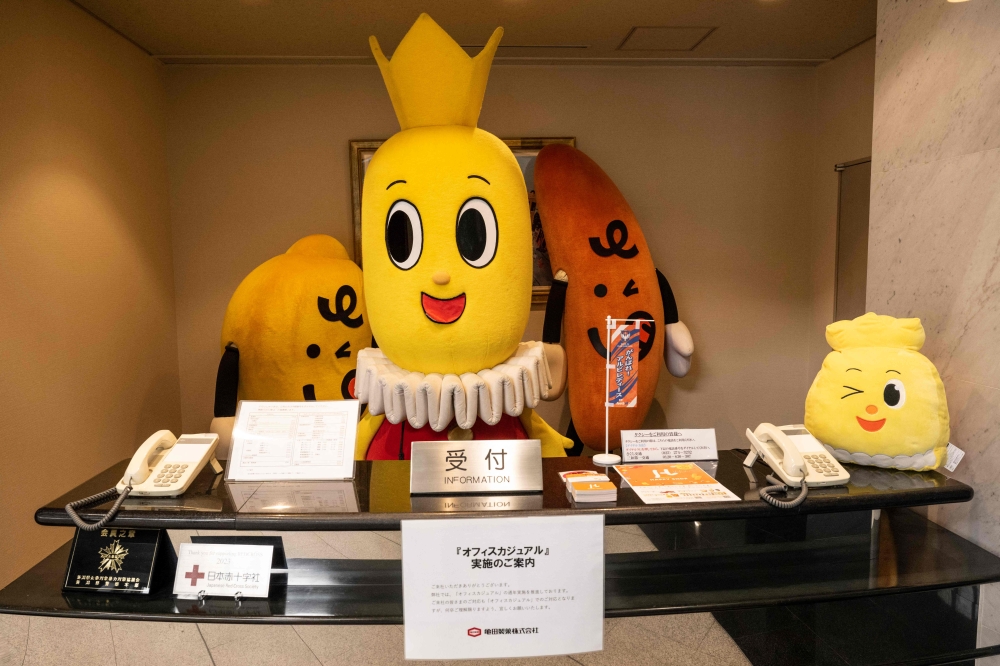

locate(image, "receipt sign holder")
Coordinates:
595 316 650 466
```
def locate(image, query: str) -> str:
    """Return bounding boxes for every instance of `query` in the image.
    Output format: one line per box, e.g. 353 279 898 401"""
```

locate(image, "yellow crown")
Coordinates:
370 14 502 130
826 312 926 351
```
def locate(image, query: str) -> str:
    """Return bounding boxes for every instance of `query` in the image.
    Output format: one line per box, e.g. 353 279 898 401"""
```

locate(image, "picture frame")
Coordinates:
350 137 576 308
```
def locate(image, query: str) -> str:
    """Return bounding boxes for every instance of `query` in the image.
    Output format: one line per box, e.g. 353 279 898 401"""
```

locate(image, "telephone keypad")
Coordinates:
803 453 841 477
150 462 191 489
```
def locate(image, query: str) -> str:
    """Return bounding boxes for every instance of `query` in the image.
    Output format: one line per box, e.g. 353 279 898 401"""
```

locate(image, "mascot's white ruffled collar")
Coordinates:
356 342 557 432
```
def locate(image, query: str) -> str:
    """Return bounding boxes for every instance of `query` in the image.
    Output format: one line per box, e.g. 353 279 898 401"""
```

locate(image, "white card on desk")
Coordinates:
402 515 604 660
173 543 272 600
621 429 718 463
226 400 358 481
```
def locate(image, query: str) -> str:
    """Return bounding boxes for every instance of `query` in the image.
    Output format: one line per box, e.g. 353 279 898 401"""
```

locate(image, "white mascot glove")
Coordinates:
665 321 694 378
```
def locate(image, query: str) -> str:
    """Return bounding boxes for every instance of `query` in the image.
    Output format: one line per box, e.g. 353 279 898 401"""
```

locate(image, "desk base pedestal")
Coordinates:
715 586 986 666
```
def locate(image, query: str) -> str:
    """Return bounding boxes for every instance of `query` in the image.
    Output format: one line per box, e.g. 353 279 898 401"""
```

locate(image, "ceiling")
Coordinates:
72 0 877 65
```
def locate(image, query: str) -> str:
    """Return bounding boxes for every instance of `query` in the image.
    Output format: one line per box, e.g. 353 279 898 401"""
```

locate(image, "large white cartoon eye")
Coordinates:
456 197 498 268
884 379 906 409
385 200 422 270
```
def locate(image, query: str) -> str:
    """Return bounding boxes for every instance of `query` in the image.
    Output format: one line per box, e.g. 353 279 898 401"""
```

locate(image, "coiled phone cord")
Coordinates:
64 484 132 531
758 474 808 509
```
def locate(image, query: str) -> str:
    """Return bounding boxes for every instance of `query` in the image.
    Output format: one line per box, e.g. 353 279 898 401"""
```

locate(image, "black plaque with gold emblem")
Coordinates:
63 527 175 594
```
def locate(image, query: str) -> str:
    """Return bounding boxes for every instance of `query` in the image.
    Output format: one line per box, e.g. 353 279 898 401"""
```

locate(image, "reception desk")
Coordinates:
4 450 998 665
32 449 974 530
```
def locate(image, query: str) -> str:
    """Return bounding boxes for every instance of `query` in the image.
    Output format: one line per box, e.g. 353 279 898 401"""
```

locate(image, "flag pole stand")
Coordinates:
594 315 621 467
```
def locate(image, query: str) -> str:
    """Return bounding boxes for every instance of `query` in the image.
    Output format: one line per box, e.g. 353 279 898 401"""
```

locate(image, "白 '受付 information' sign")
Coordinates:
401 515 604 660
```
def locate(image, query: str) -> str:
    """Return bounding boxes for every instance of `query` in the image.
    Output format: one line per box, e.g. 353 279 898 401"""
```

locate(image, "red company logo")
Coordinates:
467 627 482 638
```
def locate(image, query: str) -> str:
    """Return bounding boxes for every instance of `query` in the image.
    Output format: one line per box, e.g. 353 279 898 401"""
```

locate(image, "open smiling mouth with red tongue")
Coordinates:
421 292 466 324
856 416 886 432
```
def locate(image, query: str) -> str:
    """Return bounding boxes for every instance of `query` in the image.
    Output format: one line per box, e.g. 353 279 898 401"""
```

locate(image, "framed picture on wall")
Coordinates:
350 137 576 308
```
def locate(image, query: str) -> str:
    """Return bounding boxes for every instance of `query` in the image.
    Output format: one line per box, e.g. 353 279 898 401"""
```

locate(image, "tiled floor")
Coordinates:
0 527 751 666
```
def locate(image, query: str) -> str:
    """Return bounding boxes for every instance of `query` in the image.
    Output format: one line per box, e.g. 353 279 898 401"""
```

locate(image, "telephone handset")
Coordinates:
116 431 220 496
115 430 175 490
743 423 850 508
66 431 221 531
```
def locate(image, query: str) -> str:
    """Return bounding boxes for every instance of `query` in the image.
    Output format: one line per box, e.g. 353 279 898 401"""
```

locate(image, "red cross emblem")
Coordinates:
185 564 206 587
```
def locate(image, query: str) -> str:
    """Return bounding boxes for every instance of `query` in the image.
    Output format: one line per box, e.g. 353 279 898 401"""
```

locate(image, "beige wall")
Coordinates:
0 0 181 586
809 39 876 376
166 62 865 450
868 0 1000 552
165 66 395 437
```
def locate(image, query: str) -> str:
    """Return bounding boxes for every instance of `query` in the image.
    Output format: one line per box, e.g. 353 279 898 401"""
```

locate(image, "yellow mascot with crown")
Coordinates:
805 312 950 471
354 14 571 460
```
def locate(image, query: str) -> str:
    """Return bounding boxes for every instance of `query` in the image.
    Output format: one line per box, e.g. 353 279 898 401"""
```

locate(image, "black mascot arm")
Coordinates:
542 272 568 344
543 272 583 455
214 342 240 418
656 268 680 325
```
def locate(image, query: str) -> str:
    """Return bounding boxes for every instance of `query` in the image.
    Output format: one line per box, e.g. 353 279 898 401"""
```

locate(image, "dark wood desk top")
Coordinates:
35 450 972 531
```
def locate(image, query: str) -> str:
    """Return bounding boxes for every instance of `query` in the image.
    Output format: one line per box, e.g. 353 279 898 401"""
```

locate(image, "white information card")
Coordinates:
226 400 359 481
621 428 718 463
173 543 273 600
402 515 604 660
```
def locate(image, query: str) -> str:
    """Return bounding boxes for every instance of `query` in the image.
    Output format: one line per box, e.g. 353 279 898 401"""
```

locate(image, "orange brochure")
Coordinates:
614 463 717 486
614 463 740 504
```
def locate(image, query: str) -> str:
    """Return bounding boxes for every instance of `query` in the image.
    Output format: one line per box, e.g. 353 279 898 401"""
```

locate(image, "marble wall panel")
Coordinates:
867 146 1000 387
922 378 1000 550
873 0 1000 174
870 0 1000 561
979 582 1000 654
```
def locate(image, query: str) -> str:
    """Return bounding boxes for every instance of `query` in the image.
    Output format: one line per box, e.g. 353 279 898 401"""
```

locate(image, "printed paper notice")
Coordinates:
614 463 740 504
226 400 359 481
621 429 718 463
402 515 604 660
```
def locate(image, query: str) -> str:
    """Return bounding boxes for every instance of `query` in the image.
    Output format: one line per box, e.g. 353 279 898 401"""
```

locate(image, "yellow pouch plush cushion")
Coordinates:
221 235 371 402
804 313 949 470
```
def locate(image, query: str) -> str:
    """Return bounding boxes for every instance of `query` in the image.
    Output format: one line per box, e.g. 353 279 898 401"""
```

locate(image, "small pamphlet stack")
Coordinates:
559 470 618 503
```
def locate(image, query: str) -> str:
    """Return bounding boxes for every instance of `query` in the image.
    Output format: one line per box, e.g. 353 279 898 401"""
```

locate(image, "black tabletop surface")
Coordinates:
35 450 973 531
6 508 1000 628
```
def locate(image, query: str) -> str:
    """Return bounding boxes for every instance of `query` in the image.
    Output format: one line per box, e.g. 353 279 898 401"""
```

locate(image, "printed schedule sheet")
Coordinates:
226 400 359 481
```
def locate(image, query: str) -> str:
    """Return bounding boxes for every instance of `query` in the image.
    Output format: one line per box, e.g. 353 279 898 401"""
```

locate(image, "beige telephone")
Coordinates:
116 431 221 496
744 423 850 508
66 431 222 531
